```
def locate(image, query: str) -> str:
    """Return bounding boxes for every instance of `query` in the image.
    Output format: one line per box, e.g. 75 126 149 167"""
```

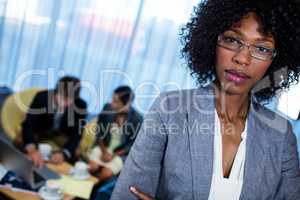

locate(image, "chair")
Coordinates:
0 86 13 110
0 88 44 143
90 176 118 200
0 86 13 135
1 87 98 157
78 117 98 160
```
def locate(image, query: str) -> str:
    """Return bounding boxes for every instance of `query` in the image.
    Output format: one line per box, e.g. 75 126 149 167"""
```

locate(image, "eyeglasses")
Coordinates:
217 34 277 61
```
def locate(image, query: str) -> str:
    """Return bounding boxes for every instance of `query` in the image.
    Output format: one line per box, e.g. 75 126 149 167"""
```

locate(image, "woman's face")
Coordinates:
215 12 276 96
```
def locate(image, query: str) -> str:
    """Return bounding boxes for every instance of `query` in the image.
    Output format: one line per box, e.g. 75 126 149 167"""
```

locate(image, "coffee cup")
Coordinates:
39 181 63 200
72 161 89 179
38 143 52 160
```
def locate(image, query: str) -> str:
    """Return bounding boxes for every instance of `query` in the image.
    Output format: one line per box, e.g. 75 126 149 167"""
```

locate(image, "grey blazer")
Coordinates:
111 85 300 200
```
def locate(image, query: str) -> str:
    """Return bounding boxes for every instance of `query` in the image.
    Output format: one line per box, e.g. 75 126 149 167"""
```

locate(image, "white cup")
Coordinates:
73 161 88 177
40 181 63 200
38 143 52 160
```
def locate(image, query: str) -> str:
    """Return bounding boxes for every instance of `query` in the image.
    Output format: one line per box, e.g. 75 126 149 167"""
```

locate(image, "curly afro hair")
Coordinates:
181 0 300 102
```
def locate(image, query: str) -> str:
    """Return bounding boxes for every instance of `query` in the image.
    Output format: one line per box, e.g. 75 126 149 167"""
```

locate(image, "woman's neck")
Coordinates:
214 86 250 122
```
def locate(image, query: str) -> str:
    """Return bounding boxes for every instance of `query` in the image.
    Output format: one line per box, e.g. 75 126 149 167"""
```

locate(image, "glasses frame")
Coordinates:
217 34 277 61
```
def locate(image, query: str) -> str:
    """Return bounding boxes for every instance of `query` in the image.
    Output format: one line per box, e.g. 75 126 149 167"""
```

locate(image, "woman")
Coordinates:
88 86 143 183
111 0 300 199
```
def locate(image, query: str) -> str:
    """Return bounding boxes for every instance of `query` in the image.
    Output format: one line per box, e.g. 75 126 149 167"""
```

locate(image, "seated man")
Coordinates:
88 86 143 183
21 76 87 167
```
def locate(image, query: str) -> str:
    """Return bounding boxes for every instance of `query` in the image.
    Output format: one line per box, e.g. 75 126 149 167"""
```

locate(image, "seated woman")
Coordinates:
88 86 143 183
111 0 300 199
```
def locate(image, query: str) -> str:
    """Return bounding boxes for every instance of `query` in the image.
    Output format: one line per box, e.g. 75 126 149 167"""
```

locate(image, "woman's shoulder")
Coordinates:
159 85 212 97
252 100 290 127
251 100 293 142
154 86 213 112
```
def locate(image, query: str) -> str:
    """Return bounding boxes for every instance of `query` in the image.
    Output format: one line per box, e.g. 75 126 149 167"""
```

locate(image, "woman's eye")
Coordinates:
255 46 272 54
224 36 241 44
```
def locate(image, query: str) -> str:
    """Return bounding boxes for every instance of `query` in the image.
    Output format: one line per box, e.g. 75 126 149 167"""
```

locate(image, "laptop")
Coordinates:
0 135 60 190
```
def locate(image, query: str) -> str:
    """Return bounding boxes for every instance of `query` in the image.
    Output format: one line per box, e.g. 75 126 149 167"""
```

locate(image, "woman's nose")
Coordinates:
232 47 251 66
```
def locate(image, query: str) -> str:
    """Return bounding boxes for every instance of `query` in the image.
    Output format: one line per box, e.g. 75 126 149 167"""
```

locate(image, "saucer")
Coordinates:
38 186 63 200
69 168 90 180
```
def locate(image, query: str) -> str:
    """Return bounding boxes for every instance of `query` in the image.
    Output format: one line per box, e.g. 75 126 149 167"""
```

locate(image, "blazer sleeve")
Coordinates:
111 94 168 200
276 123 300 199
21 92 46 147
62 99 87 158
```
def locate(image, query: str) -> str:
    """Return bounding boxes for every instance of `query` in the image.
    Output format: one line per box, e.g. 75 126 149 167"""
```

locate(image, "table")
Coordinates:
0 162 99 200
0 186 74 200
47 162 98 183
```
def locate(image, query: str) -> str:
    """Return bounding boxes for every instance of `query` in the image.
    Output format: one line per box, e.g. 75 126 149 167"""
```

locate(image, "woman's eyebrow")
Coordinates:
227 28 275 44
254 37 275 44
225 29 242 35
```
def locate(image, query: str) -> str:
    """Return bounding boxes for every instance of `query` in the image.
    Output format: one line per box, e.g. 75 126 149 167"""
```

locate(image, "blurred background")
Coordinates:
0 0 198 113
0 0 299 148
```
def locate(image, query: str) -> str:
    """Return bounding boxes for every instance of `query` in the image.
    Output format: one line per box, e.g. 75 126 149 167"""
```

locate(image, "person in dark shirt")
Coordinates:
21 76 87 167
89 86 143 182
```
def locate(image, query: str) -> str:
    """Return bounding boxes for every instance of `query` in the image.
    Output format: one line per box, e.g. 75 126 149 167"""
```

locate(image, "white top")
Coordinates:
208 110 248 200
107 123 123 153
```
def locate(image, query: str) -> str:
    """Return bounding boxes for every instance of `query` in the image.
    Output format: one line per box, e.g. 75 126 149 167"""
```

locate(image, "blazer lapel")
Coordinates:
240 101 269 200
186 86 270 200
187 86 215 200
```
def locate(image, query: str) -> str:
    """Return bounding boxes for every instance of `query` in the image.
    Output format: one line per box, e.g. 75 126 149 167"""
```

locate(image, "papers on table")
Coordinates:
48 175 94 199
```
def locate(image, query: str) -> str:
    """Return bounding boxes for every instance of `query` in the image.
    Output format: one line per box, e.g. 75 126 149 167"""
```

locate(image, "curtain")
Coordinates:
0 0 198 113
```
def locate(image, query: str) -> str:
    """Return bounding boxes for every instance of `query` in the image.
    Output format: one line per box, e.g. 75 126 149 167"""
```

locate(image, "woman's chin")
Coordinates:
217 81 251 96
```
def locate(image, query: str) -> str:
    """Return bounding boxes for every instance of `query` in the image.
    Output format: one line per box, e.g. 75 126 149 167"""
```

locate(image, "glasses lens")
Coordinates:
218 35 242 51
218 35 276 61
250 46 275 60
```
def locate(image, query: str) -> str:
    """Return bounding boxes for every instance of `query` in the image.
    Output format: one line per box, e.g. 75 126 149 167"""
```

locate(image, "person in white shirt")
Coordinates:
88 86 143 183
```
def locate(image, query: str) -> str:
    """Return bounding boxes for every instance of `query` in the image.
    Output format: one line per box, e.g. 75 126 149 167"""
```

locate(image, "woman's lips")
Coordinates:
225 69 250 84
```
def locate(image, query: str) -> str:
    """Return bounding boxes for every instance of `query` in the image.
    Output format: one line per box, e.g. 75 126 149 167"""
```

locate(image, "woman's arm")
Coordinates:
111 94 168 200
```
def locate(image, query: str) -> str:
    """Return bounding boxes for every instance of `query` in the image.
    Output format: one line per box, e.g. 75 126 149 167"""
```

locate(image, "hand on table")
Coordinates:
26 146 44 168
130 187 156 200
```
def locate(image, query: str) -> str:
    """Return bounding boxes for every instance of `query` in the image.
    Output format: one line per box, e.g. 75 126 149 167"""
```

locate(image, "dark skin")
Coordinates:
88 93 131 182
214 12 274 178
130 12 275 199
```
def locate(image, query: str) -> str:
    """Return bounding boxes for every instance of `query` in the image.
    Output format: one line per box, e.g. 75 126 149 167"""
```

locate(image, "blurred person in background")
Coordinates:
21 76 87 167
88 86 143 183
